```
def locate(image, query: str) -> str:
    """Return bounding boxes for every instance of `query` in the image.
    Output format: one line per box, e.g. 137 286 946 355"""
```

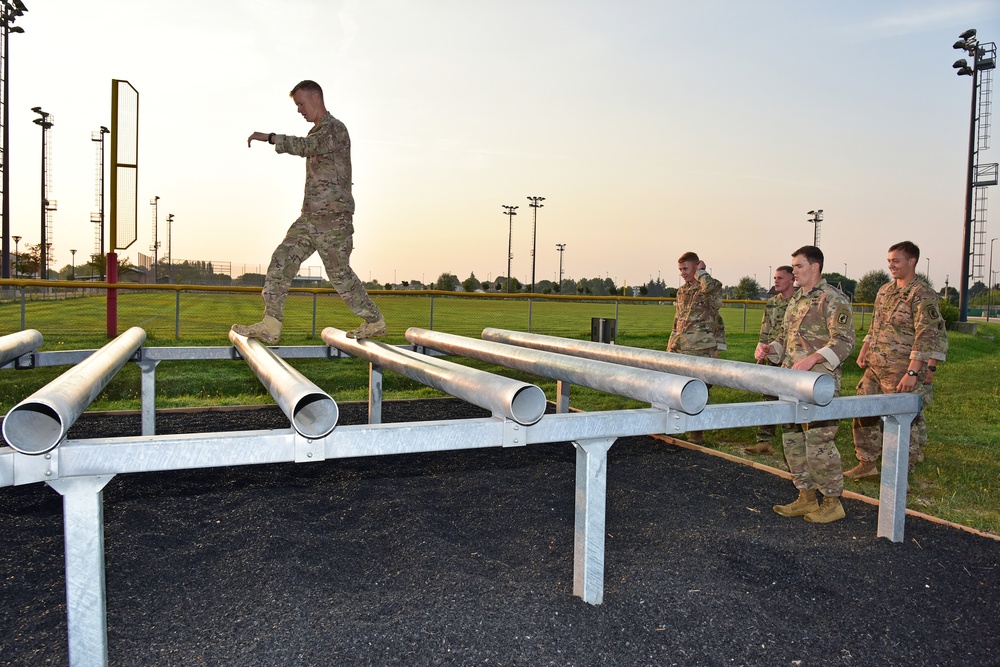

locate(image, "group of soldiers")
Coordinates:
667 242 948 524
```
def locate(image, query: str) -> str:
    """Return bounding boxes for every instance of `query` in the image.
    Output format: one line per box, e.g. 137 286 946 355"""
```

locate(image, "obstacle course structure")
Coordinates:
1 327 919 667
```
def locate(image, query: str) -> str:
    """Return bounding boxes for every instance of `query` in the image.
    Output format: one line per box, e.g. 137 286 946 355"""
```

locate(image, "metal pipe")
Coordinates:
229 331 338 439
321 327 546 426
3 327 147 455
0 329 43 367
405 328 708 414
480 328 836 406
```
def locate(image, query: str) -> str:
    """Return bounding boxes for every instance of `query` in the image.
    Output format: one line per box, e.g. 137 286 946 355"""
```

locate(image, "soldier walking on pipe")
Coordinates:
234 80 386 344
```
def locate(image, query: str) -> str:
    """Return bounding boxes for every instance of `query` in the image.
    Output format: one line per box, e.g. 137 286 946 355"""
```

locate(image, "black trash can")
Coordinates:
591 317 616 344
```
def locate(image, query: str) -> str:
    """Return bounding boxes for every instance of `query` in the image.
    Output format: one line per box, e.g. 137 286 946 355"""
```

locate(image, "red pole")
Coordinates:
106 252 118 337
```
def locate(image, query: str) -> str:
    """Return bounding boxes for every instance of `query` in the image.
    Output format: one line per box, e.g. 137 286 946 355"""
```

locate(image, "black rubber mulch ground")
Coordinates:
2 398 998 666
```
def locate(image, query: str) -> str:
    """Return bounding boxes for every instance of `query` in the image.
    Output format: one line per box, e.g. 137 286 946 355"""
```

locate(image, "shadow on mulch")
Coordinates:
2 399 998 666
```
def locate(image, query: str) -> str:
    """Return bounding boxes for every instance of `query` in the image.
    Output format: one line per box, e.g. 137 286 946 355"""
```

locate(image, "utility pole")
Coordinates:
556 243 566 289
502 204 517 293
527 196 544 293
149 196 159 283
32 105 53 279
1 0 27 279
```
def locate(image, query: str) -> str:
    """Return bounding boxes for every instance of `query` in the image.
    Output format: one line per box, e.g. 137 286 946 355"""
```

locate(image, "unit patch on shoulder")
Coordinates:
926 305 940 321
838 312 849 325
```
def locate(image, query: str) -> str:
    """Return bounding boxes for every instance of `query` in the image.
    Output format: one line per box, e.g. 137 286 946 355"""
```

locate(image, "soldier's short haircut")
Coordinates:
678 251 699 264
792 245 824 272
889 240 920 261
776 265 793 275
290 80 324 100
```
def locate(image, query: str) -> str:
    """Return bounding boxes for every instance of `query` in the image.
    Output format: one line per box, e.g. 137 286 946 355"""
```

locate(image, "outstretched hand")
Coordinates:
247 132 270 148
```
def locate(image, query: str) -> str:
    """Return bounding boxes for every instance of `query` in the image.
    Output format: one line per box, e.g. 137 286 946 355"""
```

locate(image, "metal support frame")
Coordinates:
0 331 924 667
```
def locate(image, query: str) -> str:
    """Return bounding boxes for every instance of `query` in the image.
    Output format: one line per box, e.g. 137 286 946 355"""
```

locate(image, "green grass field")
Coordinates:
2 290 997 535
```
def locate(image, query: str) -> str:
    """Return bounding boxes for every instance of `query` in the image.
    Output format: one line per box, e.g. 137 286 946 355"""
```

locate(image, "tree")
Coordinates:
435 272 460 291
461 272 481 293
822 272 856 298
855 269 891 304
731 276 762 300
236 272 266 287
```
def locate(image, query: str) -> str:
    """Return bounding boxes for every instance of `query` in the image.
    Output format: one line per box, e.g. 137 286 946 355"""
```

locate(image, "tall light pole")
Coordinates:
1 0 26 279
807 209 823 246
527 196 544 293
165 213 173 283
843 262 848 277
556 243 566 289
91 125 109 275
11 233 19 277
952 28 997 322
989 237 998 322
502 204 517 293
69 248 76 280
31 105 53 280
149 196 160 283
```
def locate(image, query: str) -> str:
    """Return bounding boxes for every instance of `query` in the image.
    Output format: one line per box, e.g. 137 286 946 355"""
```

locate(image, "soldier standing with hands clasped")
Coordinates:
233 80 386 344
667 251 724 445
747 265 795 454
761 246 855 524
846 241 947 479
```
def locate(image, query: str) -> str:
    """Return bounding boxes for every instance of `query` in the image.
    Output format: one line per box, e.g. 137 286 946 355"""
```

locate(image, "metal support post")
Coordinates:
555 379 570 414
138 359 159 435
369 363 383 424
573 437 615 605
47 475 115 667
876 412 917 542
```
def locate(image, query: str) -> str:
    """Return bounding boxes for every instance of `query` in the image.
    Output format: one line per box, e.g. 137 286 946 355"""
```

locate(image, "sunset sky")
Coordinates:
6 0 1000 289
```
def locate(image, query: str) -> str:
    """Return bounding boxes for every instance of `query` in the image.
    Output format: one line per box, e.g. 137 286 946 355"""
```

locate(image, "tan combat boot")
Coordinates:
346 316 388 340
844 460 879 479
773 489 819 517
744 442 773 455
231 315 282 345
803 495 846 523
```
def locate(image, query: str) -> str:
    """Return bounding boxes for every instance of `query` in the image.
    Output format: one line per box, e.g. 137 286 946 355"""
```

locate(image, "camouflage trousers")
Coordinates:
262 213 382 324
782 419 844 497
757 357 779 440
851 366 923 464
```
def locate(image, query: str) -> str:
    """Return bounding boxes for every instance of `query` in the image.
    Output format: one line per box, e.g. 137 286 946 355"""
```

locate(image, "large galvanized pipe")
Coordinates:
480 328 836 406
321 327 546 425
0 329 43 367
2 327 147 455
406 328 709 414
229 331 339 439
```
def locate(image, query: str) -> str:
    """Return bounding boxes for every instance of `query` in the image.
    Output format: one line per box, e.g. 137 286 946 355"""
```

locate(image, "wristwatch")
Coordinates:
906 369 918 377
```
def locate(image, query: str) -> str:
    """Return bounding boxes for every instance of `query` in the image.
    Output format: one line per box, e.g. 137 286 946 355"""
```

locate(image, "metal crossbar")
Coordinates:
0 329 920 667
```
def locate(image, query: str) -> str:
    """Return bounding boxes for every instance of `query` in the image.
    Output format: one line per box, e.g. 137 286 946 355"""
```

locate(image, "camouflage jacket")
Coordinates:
758 293 790 346
274 112 355 216
863 277 947 369
771 279 855 379
667 270 723 353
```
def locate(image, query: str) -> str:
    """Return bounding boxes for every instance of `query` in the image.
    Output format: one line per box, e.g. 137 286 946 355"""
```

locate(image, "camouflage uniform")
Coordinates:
770 279 855 497
851 278 947 465
667 269 723 356
756 293 791 440
260 113 382 324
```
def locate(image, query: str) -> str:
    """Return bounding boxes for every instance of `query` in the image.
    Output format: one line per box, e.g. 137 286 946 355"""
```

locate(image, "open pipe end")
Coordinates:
291 392 340 439
510 385 547 425
811 374 836 406
679 379 710 414
2 401 65 455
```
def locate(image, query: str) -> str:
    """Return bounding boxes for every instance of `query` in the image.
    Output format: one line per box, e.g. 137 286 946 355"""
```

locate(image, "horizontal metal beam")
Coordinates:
2 327 147 455
405 328 708 414
481 328 836 405
322 327 547 426
229 331 338 439
0 329 43 367
1 393 920 486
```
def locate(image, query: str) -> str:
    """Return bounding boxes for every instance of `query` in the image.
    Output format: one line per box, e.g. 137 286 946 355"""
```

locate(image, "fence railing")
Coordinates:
1 279 874 343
